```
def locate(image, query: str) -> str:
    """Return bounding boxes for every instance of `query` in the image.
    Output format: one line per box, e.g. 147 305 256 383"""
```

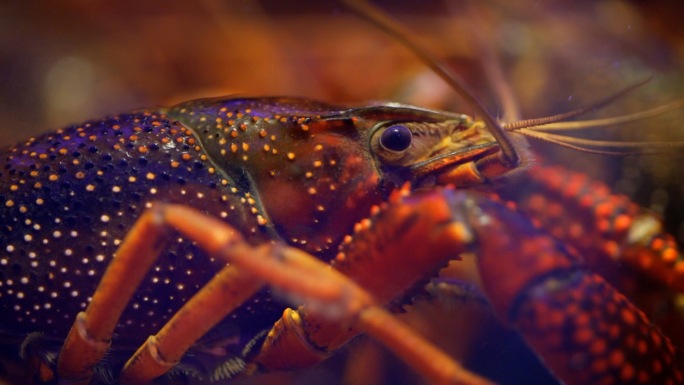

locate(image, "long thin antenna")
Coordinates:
523 99 684 131
502 77 652 131
342 0 520 167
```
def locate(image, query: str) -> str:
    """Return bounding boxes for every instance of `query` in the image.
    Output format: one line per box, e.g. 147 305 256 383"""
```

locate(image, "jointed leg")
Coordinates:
158 205 492 385
255 187 683 385
58 208 171 383
57 203 492 385
120 265 262 384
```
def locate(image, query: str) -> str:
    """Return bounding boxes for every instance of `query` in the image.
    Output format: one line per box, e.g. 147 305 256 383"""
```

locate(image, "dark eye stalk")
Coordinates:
380 125 412 153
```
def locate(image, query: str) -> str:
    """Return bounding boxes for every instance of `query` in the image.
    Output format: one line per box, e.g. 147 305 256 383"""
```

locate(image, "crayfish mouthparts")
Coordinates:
388 118 523 189
410 143 501 188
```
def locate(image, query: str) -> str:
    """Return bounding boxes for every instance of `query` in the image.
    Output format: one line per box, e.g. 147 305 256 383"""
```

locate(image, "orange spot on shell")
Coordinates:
595 202 614 218
603 241 619 259
568 222 584 239
608 349 625 368
619 364 635 382
662 248 679 264
651 238 665 251
579 194 595 208
614 214 632 233
590 339 607 355
652 359 663 374
637 339 648 355
620 308 636 326
675 262 684 274
597 219 611 233
591 358 608 375
547 202 563 217
574 327 593 344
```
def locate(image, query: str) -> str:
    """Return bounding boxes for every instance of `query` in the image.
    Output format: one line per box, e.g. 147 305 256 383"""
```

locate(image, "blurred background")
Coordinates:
1 0 684 384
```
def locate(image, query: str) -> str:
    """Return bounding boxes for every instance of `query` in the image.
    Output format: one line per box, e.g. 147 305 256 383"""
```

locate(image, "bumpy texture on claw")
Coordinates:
501 165 684 291
450 191 684 384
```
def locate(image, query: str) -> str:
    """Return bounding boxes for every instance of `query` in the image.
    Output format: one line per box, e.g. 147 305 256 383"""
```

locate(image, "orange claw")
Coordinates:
55 176 683 385
60 201 492 385
253 186 683 384
458 190 684 384
165 203 493 385
250 187 496 385
506 165 684 291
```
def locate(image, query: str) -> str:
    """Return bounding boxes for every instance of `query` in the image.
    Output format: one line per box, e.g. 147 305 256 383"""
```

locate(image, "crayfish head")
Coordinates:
368 114 531 190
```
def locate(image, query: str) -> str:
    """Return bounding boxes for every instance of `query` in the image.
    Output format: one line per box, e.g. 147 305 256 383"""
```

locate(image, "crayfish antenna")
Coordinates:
343 1 684 158
515 98 684 132
506 98 684 156
342 0 520 168
502 76 653 131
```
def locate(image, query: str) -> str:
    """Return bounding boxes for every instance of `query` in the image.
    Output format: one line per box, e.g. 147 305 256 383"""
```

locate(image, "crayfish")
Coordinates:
1 1 684 384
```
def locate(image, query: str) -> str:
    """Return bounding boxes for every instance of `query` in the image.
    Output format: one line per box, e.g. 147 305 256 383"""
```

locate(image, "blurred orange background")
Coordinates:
1 1 684 384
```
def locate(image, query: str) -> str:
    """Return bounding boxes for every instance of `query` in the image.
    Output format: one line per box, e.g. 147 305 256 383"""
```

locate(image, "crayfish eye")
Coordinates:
380 124 412 153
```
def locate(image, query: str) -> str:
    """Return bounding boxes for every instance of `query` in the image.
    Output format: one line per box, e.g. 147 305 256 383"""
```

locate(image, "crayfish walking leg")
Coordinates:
252 187 683 384
55 188 683 384
57 203 492 385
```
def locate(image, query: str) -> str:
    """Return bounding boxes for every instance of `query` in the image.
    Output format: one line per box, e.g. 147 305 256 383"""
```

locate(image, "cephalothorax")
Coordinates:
1 1 684 385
